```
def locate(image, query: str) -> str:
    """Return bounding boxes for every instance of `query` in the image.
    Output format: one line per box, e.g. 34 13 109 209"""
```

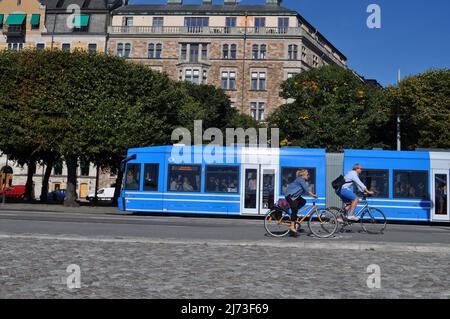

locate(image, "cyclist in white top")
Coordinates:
336 164 374 221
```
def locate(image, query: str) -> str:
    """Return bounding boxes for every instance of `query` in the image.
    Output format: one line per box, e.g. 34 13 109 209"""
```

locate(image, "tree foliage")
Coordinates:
0 49 254 205
387 69 450 150
268 66 391 151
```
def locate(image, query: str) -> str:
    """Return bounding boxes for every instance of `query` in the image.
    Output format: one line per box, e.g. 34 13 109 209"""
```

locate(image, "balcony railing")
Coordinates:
2 25 25 36
108 25 346 66
108 26 304 36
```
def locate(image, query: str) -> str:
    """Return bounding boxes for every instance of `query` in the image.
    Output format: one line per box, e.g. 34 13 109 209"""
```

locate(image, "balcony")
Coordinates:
2 25 25 37
108 26 303 37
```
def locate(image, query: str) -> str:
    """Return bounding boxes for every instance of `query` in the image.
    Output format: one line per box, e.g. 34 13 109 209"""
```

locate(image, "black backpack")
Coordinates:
331 175 346 191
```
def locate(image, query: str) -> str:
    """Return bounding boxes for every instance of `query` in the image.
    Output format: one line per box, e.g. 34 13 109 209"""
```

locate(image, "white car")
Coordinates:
86 187 115 202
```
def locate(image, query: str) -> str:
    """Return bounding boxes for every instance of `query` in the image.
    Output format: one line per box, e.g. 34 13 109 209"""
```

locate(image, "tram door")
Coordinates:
431 170 449 221
241 164 277 215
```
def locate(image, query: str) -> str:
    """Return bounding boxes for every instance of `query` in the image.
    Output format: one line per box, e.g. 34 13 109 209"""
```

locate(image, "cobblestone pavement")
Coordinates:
1 235 449 299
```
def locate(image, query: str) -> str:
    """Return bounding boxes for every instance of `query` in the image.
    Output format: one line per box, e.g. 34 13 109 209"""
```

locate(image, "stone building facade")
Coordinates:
43 0 124 52
108 0 347 120
0 0 47 51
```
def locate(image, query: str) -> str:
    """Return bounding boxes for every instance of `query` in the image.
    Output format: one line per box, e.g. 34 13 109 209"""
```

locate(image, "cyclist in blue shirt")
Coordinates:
285 169 318 236
336 164 374 221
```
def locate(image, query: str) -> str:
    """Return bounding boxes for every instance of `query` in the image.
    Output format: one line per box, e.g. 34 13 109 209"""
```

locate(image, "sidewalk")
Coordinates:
0 202 122 215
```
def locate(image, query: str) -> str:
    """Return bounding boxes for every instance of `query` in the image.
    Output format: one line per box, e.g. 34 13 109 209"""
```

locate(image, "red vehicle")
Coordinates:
0 185 26 199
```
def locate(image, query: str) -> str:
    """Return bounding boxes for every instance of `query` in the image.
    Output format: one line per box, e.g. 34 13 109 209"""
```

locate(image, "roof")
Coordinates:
46 0 124 10
114 4 297 15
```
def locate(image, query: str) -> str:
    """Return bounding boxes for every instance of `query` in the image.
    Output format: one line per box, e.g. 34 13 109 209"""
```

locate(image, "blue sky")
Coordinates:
130 0 450 86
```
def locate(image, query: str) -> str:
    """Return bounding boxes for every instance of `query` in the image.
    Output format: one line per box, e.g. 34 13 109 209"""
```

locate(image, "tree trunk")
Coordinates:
24 161 36 202
94 165 100 205
64 156 79 207
112 165 123 207
40 157 54 202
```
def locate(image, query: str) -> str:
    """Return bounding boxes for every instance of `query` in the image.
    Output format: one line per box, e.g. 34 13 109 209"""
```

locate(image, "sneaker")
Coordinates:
347 216 359 222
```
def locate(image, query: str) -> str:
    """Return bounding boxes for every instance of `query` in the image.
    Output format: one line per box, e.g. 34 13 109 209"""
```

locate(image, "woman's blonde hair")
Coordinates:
296 169 309 177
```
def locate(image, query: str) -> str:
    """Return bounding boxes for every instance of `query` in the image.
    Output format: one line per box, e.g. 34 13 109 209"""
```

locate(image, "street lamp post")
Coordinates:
397 69 401 151
2 154 8 206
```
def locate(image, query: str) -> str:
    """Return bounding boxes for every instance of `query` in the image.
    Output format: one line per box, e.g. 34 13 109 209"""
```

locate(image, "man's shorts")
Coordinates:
336 188 357 204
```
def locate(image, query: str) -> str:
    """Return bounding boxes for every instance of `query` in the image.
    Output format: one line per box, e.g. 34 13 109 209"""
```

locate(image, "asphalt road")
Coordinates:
0 208 449 244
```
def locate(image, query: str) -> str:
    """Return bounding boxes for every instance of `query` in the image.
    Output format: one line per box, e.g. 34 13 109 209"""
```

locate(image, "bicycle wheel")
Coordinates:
308 208 338 238
264 209 291 237
327 206 346 231
361 208 387 234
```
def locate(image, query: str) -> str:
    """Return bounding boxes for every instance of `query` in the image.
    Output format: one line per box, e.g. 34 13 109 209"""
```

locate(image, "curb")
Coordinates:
1 233 450 254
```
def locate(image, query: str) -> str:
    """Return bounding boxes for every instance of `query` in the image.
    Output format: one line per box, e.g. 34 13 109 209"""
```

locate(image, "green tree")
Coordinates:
388 69 450 150
268 66 391 151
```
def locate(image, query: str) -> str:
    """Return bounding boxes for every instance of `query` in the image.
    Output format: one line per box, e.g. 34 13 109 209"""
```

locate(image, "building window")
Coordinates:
53 160 63 176
225 17 236 33
143 164 159 191
221 71 236 90
201 43 208 60
123 17 133 27
36 43 45 51
230 44 237 59
185 69 201 84
189 43 199 63
260 45 267 59
302 46 307 60
251 71 266 91
148 43 162 59
359 170 389 198
278 17 289 34
393 170 428 199
223 44 237 59
117 43 131 58
80 161 90 176
62 43 71 52
288 44 298 60
180 43 187 60
281 167 316 195
168 165 201 192
88 43 97 54
153 17 164 28
223 44 229 59
254 17 266 32
185 17 209 33
250 102 265 121
125 163 140 191
252 44 266 60
205 166 239 193
31 14 41 30
313 54 319 67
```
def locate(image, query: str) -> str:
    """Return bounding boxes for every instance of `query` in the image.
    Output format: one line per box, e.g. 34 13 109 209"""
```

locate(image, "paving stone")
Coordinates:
0 237 449 298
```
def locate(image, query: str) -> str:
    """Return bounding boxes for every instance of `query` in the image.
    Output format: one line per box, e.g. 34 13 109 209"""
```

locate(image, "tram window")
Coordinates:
281 167 316 195
359 170 389 198
205 166 239 193
125 163 141 191
168 165 201 192
393 170 428 199
143 164 159 191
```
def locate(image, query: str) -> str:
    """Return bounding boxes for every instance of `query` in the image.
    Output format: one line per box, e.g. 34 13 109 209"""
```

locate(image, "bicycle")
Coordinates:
264 199 338 238
328 193 387 234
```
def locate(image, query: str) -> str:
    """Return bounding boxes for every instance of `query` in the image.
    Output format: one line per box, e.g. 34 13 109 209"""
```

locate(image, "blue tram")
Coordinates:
118 145 449 223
